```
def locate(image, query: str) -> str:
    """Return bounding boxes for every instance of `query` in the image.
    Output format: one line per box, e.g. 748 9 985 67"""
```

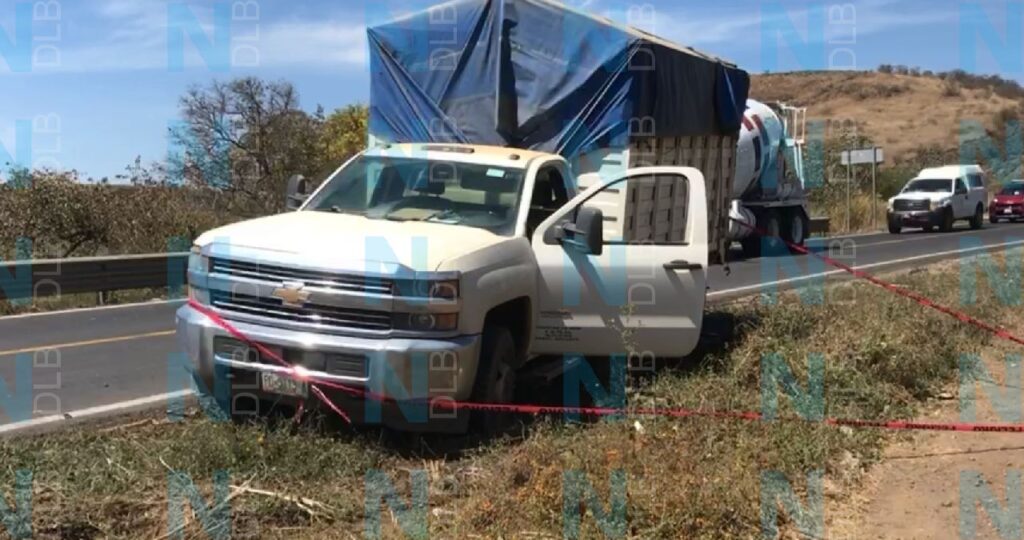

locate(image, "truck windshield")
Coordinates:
304 156 526 235
1000 183 1024 195
902 179 952 193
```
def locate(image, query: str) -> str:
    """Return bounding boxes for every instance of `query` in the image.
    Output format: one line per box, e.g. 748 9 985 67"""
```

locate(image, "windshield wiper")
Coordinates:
425 209 460 223
318 206 365 215
379 209 458 223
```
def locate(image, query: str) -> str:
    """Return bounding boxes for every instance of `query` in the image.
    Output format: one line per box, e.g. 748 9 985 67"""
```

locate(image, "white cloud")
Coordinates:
6 0 962 74
257 20 368 68
19 0 368 73
600 0 958 48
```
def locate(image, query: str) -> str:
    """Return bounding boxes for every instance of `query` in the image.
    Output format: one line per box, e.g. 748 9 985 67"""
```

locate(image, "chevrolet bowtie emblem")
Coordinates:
272 282 311 307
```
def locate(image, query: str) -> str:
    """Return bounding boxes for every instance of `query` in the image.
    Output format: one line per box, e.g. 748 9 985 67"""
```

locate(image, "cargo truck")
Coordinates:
176 0 751 432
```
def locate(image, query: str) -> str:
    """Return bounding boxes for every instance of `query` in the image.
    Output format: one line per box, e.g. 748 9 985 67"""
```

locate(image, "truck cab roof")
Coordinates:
915 164 983 179
364 143 557 170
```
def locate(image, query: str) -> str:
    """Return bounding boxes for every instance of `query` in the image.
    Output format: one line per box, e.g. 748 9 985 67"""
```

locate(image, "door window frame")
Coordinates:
540 171 693 247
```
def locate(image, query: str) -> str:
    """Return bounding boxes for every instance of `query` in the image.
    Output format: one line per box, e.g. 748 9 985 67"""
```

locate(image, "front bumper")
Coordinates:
888 209 940 227
175 303 482 430
990 204 1024 219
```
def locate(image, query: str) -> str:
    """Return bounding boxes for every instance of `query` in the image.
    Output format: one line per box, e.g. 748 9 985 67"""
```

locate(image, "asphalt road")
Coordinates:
3 221 1024 432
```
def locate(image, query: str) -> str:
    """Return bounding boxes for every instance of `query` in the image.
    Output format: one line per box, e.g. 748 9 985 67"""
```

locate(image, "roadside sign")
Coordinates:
841 148 884 166
840 147 885 230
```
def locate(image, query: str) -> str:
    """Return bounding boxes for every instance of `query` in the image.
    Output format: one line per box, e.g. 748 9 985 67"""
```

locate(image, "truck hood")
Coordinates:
194 211 506 272
994 194 1024 204
891 192 952 203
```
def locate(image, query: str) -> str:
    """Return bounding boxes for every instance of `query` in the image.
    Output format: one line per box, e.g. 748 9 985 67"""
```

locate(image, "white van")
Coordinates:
887 165 987 233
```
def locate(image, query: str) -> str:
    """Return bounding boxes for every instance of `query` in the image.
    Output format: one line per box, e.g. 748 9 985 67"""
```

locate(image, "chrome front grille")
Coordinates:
893 199 929 211
210 258 394 296
210 290 392 331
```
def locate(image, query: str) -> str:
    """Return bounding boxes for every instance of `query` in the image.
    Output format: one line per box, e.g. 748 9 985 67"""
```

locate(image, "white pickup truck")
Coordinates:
178 143 719 432
886 165 987 233
176 0 748 432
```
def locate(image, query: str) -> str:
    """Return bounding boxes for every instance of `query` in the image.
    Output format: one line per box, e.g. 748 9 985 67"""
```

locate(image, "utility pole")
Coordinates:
871 147 878 229
846 155 852 232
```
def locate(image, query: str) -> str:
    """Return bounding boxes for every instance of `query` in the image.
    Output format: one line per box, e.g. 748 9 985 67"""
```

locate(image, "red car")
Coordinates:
990 181 1024 223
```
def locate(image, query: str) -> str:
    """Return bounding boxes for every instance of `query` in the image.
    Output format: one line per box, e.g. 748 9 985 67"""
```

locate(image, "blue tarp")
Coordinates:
367 0 750 161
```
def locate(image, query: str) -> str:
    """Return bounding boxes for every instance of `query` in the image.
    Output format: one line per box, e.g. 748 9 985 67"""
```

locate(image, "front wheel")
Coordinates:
970 204 984 230
470 325 519 437
990 215 999 224
939 208 955 232
887 216 902 234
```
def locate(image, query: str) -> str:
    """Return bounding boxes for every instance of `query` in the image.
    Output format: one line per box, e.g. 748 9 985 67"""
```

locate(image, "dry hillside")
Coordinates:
751 71 1023 164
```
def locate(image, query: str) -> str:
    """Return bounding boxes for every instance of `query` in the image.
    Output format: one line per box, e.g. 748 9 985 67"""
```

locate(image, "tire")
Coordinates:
923 225 934 232
970 204 984 230
991 215 1000 224
470 325 519 437
939 208 954 232
762 210 785 256
740 235 761 258
887 216 901 234
782 209 809 253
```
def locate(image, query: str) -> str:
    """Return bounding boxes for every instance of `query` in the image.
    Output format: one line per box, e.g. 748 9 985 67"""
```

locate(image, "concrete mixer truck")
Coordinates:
728 99 812 258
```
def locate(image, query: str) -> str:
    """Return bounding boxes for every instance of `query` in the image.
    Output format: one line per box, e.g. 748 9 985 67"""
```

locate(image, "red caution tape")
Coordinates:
178 210 1024 434
186 296 1024 434
735 220 1024 347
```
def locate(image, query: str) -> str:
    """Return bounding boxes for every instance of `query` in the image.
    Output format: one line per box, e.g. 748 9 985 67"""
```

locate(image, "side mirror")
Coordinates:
558 207 603 256
286 174 309 210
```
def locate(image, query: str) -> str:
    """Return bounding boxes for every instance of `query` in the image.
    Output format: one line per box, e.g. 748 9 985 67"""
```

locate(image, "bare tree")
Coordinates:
170 77 324 215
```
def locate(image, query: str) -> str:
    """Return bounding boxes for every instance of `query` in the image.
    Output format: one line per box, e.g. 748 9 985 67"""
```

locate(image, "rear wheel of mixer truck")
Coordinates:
781 208 809 254
760 210 785 256
739 208 784 258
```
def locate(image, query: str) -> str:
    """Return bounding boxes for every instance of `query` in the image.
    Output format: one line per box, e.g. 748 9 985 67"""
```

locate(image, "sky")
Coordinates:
0 0 1017 181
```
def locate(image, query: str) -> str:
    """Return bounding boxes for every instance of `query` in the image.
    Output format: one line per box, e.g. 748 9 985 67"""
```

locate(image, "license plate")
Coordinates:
260 372 308 398
1006 208 1013 214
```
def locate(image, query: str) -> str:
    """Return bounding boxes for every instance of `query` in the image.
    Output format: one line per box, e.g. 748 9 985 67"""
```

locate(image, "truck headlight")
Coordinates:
188 246 210 273
428 280 459 300
402 278 460 300
937 198 951 208
393 312 458 332
187 246 210 305
188 285 210 305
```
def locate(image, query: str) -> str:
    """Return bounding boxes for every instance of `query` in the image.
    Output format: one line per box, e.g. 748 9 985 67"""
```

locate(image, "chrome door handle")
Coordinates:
664 260 703 271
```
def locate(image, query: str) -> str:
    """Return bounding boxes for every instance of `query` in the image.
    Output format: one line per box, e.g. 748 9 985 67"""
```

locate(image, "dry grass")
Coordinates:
810 191 888 233
0 255 1018 538
751 71 1021 164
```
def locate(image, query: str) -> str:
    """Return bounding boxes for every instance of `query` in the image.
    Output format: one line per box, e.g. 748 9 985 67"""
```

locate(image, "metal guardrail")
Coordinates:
0 252 188 302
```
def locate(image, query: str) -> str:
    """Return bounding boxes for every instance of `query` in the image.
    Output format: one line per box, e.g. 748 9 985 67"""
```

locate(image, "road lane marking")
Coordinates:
0 330 176 356
709 237 1024 300
0 390 193 436
825 224 1022 249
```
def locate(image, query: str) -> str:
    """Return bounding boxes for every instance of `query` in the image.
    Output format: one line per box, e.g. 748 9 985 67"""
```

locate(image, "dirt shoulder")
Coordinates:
842 311 1024 540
